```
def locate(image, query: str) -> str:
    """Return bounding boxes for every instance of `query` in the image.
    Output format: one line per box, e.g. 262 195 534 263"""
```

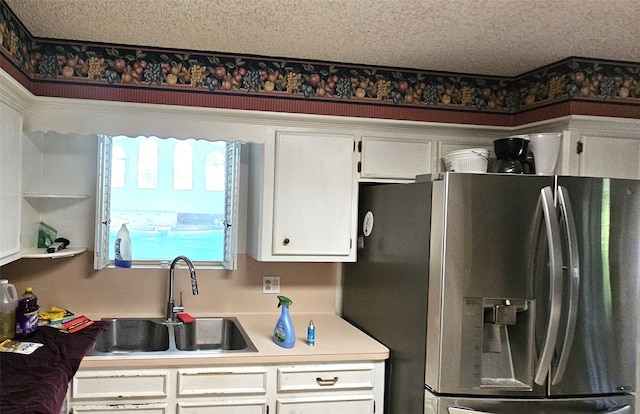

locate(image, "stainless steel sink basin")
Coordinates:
174 317 254 352
90 316 256 356
93 318 170 353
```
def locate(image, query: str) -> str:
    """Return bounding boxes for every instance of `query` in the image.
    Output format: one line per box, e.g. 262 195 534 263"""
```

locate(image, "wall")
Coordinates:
1 253 338 318
0 72 350 317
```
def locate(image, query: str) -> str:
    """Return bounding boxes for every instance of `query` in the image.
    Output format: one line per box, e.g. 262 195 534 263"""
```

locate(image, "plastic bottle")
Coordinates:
0 280 18 341
114 223 132 268
273 295 295 348
306 319 315 346
15 287 39 338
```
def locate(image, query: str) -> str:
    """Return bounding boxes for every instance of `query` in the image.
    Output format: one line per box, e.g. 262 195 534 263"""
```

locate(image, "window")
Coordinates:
137 139 158 189
173 141 193 190
95 135 241 269
112 146 126 188
205 150 225 191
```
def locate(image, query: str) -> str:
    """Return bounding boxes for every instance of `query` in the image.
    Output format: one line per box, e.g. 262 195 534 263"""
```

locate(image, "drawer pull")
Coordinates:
316 376 339 386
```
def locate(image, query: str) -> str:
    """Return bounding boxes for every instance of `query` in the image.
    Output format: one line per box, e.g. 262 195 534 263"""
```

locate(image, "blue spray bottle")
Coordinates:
274 295 295 348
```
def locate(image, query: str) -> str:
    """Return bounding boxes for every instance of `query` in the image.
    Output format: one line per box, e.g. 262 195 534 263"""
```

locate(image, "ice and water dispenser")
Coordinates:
460 297 535 390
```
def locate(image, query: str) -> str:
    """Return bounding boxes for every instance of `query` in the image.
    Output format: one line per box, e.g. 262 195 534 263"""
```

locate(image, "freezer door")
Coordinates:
425 392 635 414
549 176 639 395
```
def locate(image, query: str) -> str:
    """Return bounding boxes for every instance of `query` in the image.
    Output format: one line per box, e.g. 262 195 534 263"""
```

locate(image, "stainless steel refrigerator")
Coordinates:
342 172 639 414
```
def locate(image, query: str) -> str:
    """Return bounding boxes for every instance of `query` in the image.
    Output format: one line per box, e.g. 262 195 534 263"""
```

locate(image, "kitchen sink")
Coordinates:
174 317 252 351
89 317 256 356
93 318 170 353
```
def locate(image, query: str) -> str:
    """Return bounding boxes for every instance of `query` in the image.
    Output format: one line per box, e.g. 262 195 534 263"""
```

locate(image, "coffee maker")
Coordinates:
493 137 536 174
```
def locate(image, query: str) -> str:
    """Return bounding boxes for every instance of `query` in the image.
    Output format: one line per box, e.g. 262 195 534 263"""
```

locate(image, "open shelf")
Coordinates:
23 193 89 199
21 247 87 259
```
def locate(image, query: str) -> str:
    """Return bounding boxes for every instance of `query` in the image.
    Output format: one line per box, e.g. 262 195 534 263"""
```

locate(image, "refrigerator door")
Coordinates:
425 392 635 414
549 176 640 396
426 173 553 396
343 181 432 414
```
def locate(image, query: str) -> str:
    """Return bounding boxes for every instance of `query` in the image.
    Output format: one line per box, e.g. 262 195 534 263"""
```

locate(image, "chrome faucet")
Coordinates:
166 255 198 322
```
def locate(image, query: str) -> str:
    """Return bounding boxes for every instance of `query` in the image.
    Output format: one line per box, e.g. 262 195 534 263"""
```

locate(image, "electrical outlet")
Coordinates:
262 276 280 294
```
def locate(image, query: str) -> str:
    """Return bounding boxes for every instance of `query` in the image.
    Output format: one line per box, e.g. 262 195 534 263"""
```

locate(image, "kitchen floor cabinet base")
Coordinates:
68 362 383 414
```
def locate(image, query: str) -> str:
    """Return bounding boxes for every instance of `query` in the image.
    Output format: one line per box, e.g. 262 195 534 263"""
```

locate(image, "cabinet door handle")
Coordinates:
283 237 290 245
316 376 339 386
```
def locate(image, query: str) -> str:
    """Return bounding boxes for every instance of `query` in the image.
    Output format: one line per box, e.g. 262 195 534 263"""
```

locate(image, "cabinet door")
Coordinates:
578 135 640 179
272 132 355 257
177 400 267 414
0 101 22 264
359 136 432 180
276 395 374 414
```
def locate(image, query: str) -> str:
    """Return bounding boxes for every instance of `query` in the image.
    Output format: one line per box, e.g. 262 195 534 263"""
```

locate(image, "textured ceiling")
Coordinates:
5 0 640 77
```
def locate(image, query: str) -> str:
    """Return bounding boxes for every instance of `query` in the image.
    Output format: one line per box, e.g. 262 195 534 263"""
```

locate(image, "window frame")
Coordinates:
94 134 240 270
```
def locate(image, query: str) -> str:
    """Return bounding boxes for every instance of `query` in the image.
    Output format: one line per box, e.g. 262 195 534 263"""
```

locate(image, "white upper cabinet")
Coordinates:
358 136 432 181
0 100 23 265
538 116 640 179
577 135 640 180
357 132 497 182
247 131 357 262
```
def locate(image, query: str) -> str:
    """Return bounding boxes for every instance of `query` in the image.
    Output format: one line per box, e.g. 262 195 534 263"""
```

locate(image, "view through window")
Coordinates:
108 136 229 263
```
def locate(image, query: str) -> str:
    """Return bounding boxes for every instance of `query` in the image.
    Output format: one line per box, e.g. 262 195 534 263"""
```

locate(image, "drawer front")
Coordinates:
277 395 374 414
177 400 268 414
277 364 375 392
72 370 170 399
71 403 168 413
178 368 268 396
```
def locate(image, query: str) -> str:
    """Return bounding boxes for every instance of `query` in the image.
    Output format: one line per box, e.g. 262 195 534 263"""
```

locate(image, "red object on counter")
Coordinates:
62 316 95 333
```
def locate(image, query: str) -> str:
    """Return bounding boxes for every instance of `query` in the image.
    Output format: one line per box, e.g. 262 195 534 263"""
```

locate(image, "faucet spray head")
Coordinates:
191 276 199 295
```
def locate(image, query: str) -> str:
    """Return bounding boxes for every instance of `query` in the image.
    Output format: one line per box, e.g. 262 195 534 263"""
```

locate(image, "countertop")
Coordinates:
79 312 389 369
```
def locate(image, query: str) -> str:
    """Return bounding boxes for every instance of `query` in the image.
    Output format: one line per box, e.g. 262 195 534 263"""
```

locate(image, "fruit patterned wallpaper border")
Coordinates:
1 0 640 116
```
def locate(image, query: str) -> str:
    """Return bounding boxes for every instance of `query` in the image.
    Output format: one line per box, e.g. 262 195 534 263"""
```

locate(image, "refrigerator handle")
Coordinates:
604 406 632 414
533 186 564 386
551 186 581 385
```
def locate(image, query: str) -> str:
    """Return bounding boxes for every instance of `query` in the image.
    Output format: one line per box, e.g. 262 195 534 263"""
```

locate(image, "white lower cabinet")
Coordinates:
276 396 374 414
176 367 268 414
69 362 383 414
177 401 267 414
275 364 379 414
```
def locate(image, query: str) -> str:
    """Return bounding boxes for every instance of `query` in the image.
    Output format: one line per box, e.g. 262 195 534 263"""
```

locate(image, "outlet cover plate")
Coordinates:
262 276 280 294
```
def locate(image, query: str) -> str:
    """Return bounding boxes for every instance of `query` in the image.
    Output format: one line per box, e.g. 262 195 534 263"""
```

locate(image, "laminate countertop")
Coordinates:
79 312 389 369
